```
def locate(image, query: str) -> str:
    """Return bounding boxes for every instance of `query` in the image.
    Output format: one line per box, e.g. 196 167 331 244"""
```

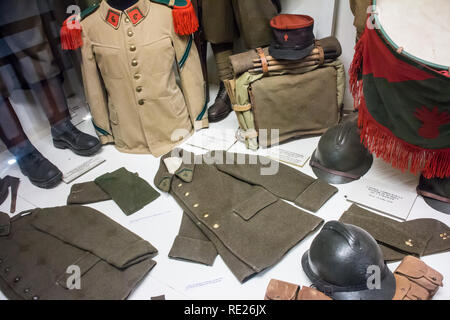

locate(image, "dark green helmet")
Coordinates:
310 119 373 184
417 175 450 215
301 221 396 300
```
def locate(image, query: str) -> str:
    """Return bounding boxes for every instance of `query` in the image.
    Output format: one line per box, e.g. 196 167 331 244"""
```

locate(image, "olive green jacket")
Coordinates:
0 206 157 300
154 149 337 282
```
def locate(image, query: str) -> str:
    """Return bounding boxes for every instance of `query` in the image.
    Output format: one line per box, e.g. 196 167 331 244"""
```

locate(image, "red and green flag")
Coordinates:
350 24 450 179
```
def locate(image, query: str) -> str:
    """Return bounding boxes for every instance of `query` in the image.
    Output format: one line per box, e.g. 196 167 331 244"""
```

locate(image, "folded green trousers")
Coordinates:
339 204 450 262
67 168 160 216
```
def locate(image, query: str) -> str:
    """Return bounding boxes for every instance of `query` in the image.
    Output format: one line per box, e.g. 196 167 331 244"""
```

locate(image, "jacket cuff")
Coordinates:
294 180 338 212
169 235 218 266
107 239 158 269
100 135 114 145
194 118 209 131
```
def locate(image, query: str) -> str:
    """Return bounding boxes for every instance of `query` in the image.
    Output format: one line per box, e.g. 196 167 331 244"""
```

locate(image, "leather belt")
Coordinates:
310 160 361 181
317 45 325 65
256 47 269 77
416 187 450 204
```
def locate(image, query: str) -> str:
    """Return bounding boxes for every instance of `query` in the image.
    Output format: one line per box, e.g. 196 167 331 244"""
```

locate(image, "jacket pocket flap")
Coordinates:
56 252 101 289
233 189 277 221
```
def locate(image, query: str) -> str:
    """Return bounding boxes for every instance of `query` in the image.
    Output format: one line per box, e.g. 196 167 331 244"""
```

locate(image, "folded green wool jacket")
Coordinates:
95 168 161 216
339 204 450 262
67 168 160 216
154 149 338 282
0 206 158 300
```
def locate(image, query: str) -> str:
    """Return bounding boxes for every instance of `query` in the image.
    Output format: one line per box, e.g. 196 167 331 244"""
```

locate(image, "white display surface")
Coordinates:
0 85 449 300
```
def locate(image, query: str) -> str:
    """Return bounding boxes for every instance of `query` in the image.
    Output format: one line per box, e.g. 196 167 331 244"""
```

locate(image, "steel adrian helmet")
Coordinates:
310 119 373 184
302 221 396 300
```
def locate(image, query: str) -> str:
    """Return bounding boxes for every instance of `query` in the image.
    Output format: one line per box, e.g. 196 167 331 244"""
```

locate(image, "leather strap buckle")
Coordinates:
256 48 269 77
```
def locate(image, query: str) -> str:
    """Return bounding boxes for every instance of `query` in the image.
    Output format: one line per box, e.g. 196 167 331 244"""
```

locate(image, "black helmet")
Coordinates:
310 119 373 184
417 175 450 215
301 221 396 300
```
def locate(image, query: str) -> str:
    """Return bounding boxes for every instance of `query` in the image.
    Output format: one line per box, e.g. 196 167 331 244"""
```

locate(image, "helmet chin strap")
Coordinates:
310 159 361 180
416 187 450 204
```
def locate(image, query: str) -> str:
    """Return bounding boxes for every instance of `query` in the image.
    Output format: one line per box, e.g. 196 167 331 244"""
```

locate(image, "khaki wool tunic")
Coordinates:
154 149 338 282
80 0 208 156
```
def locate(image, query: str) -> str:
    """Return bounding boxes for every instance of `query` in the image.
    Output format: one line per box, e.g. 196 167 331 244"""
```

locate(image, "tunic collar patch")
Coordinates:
126 6 145 25
105 9 121 29
155 149 197 192
100 0 150 29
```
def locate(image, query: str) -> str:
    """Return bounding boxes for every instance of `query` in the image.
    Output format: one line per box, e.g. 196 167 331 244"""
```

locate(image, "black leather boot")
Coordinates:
15 144 62 189
208 82 232 123
51 119 101 156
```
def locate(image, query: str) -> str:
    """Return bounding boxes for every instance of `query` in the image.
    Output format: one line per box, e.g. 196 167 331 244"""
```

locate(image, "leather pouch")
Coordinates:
297 286 333 300
394 256 443 298
264 279 299 300
393 274 430 300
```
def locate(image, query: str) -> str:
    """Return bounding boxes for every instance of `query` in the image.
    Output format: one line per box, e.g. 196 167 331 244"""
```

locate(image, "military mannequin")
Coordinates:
0 1 101 189
202 0 280 122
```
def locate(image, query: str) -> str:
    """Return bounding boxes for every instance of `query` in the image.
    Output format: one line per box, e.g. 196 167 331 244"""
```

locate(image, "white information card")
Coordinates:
187 129 237 151
346 178 418 220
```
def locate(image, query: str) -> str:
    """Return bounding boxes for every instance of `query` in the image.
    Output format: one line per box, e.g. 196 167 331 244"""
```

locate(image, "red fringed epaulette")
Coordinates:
60 4 99 50
61 15 82 50
151 0 199 35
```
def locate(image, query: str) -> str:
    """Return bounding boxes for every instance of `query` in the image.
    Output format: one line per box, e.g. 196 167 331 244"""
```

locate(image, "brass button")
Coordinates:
125 18 130 23
24 288 30 294
213 224 220 229
127 30 134 37
134 73 141 80
138 99 145 105
203 213 209 218
178 183 183 187
33 296 39 300
14 276 21 283
130 45 136 52
136 86 143 93
131 59 138 67
184 192 190 197
193 203 199 208
405 239 413 247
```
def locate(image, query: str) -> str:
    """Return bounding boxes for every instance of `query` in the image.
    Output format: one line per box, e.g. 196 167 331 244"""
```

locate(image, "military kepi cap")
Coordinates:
269 14 315 61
